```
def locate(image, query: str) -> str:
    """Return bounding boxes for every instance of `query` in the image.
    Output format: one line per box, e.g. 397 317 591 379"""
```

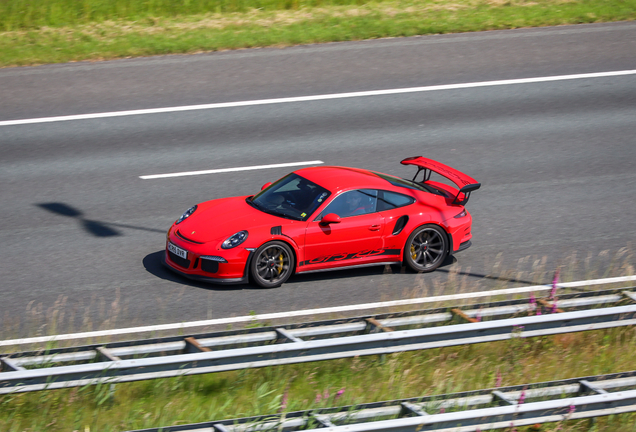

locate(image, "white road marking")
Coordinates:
140 160 325 179
1 275 634 347
1 70 635 127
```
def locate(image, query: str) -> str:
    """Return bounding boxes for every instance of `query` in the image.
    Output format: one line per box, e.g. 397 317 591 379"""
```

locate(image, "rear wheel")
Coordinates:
404 224 448 272
250 241 295 288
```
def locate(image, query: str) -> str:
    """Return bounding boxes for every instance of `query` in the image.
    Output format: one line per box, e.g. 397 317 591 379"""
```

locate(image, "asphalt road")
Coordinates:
1 22 635 336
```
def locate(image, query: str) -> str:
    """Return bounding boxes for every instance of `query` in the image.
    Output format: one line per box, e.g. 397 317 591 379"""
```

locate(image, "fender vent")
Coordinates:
392 216 409 235
271 226 282 235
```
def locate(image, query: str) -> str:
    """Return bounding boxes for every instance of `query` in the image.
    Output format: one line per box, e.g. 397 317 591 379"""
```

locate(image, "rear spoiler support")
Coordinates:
411 167 432 183
452 183 481 205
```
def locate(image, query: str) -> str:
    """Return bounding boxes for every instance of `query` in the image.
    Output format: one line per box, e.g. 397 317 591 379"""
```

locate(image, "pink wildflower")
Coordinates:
280 389 288 412
323 389 330 400
518 389 526 405
551 299 558 314
315 393 322 404
334 388 345 402
551 270 560 300
496 371 502 388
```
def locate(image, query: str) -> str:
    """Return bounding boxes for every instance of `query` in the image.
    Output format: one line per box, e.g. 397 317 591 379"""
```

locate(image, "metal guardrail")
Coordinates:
1 288 635 394
129 371 636 432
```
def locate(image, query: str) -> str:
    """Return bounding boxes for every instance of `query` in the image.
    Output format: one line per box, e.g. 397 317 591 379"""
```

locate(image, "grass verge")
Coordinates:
1 0 635 67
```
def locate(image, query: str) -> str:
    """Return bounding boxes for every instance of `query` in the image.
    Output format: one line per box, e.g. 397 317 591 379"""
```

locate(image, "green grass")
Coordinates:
2 326 636 431
1 0 635 67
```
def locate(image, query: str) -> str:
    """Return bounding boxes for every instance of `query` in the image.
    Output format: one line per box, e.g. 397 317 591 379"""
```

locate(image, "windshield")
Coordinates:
250 173 331 221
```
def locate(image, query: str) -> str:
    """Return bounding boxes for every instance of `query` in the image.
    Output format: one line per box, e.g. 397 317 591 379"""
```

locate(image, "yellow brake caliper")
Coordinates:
411 245 417 260
277 253 284 274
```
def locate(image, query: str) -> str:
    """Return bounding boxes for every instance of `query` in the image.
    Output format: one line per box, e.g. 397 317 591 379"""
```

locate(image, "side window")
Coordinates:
377 190 415 211
317 190 378 219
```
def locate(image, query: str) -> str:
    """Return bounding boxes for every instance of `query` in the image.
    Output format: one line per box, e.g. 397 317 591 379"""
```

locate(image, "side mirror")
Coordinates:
261 182 273 191
320 213 341 226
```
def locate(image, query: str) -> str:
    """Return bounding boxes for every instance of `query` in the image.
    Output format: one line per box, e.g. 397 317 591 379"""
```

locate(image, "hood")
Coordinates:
175 196 285 243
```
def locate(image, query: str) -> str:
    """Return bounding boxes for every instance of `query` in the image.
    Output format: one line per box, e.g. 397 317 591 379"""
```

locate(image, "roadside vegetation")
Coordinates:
1 326 636 431
1 249 635 431
1 0 635 67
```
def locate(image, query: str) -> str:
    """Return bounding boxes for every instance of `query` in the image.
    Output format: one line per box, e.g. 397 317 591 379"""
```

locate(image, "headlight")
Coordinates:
176 205 197 224
222 230 248 249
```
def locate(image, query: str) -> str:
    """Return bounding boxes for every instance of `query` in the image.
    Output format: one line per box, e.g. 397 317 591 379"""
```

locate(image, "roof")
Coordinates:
294 166 395 192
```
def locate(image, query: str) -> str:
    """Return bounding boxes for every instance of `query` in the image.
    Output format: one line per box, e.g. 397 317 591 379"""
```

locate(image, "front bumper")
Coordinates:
164 236 254 284
163 253 250 284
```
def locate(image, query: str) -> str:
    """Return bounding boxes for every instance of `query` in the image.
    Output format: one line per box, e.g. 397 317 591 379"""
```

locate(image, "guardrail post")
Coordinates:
537 298 564 313
365 318 393 333
451 308 478 323
492 390 516 405
313 413 335 427
213 423 232 432
579 380 608 395
184 337 211 353
1 357 25 372
275 328 303 343
400 401 428 416
97 347 121 362
622 291 636 303
364 318 393 362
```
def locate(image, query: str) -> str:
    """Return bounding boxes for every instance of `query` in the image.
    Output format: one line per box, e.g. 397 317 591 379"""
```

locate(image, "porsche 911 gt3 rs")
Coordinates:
164 157 480 288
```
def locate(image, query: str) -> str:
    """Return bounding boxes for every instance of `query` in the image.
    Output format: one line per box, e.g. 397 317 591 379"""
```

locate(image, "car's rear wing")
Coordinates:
401 156 481 205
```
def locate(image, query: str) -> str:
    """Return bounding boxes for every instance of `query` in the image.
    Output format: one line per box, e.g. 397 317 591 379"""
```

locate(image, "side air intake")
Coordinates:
392 216 409 235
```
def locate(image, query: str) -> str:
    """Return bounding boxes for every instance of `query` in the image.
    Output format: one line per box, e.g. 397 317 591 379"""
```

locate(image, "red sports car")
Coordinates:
164 157 480 288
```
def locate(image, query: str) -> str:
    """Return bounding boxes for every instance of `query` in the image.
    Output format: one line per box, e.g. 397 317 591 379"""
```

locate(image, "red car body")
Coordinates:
164 157 479 287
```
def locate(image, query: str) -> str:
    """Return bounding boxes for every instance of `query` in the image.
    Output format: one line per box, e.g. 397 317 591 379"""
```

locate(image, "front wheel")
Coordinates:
250 241 295 288
404 224 448 272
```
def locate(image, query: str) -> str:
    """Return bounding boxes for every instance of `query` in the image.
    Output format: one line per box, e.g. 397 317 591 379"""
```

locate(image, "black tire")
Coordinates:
250 241 295 288
404 224 448 273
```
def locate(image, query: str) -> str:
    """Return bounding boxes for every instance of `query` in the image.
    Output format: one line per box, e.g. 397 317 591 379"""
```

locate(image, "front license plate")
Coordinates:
168 242 188 259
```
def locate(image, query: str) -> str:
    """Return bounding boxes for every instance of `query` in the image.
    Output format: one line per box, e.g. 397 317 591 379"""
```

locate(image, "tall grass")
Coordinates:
2 0 369 31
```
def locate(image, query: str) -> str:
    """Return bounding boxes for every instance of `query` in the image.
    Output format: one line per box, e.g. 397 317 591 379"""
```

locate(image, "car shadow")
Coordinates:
36 202 165 237
144 249 459 289
436 266 539 286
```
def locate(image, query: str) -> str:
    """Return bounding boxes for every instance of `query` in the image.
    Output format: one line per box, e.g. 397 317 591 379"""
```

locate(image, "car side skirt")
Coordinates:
299 261 401 274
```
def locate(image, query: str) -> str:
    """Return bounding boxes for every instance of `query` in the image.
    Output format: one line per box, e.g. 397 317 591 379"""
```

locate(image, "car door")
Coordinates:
302 190 389 270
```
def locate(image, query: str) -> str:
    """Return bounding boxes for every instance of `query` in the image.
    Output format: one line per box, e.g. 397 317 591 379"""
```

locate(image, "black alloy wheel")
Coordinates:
404 224 448 272
251 241 295 288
